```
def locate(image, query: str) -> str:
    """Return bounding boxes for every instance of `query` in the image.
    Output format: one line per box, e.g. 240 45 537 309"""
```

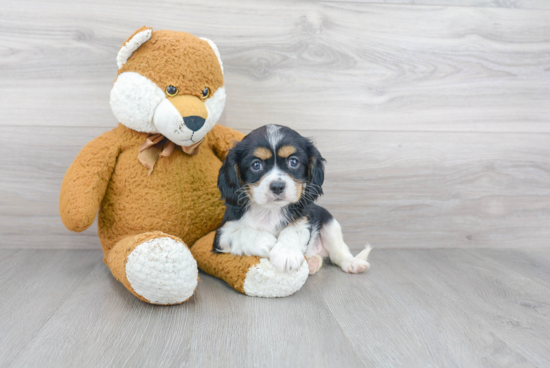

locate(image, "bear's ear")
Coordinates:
116 26 153 69
200 37 224 75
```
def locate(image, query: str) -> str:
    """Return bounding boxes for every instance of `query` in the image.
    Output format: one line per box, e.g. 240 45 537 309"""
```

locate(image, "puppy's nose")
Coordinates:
183 116 205 131
270 181 286 195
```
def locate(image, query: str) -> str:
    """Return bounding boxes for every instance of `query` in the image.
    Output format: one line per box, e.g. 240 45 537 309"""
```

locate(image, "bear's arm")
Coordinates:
59 130 120 232
206 124 245 161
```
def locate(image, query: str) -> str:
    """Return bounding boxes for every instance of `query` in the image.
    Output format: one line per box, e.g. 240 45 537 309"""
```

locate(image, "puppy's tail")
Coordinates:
355 244 372 261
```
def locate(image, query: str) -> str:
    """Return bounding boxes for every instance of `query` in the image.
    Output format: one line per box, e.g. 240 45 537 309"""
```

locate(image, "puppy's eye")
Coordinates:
251 160 263 171
201 87 210 99
166 85 178 96
288 157 300 168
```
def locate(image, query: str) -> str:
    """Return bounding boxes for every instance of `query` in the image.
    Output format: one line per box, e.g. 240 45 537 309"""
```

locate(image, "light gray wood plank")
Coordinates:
0 249 18 260
321 0 550 11
8 261 197 368
469 248 550 289
10 261 364 367
419 249 550 367
0 249 100 367
313 130 550 249
1 1 549 132
0 126 110 249
314 248 550 367
3 126 549 249
187 272 364 367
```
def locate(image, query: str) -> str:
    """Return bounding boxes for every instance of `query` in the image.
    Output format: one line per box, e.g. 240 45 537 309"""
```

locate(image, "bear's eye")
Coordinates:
201 87 210 99
166 85 178 96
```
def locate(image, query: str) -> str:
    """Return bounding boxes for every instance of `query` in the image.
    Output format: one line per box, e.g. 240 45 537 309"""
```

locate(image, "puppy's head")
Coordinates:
218 124 325 208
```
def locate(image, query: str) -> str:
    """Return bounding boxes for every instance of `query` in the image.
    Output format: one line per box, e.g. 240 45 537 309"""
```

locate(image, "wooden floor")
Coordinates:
1 248 549 368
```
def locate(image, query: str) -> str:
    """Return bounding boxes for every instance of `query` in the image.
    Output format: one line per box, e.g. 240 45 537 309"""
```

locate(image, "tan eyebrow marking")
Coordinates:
278 145 296 158
253 147 272 160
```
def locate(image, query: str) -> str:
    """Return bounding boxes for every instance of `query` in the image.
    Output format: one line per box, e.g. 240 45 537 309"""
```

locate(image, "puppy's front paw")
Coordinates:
269 247 305 273
341 258 370 274
230 231 276 257
253 232 277 258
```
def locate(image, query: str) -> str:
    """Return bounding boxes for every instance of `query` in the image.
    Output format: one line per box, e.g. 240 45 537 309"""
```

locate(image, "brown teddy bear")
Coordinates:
59 27 308 305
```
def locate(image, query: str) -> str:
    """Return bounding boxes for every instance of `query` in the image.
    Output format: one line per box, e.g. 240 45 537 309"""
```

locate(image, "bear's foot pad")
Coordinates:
126 237 198 305
243 258 309 298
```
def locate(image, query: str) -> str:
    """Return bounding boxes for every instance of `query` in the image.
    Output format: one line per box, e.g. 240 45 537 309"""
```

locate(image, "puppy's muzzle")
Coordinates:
270 181 286 195
183 116 205 131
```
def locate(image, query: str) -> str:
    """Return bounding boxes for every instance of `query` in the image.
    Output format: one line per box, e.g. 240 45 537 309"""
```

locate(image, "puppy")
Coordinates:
213 124 371 275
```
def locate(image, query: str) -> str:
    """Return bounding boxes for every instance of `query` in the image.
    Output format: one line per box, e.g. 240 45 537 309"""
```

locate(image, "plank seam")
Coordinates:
3 125 550 135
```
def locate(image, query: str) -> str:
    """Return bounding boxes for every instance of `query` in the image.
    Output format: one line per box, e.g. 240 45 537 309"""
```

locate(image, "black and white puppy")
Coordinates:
213 124 371 275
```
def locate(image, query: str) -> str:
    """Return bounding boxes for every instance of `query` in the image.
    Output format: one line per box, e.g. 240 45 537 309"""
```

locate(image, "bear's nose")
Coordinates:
183 116 205 131
270 181 286 195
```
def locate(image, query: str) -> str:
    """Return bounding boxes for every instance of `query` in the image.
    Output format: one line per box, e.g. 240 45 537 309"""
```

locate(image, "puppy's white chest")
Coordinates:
242 205 285 235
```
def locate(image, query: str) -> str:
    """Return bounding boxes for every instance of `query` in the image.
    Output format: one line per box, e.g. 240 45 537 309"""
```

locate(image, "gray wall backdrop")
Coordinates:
1 0 549 250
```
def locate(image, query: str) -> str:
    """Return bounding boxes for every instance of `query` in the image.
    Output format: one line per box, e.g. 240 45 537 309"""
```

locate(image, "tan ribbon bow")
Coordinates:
138 134 204 176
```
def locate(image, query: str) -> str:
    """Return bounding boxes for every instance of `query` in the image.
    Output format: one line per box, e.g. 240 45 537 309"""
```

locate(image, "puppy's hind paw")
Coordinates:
308 254 324 275
341 258 370 274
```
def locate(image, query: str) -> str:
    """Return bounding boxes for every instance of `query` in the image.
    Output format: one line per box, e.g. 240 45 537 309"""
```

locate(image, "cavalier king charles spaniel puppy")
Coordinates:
213 124 371 275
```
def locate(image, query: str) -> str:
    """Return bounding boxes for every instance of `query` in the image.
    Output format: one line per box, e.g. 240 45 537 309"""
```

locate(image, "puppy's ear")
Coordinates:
217 149 243 207
307 141 326 199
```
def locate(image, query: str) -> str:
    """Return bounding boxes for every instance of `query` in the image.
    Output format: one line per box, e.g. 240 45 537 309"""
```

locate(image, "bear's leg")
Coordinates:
191 232 309 297
105 231 198 305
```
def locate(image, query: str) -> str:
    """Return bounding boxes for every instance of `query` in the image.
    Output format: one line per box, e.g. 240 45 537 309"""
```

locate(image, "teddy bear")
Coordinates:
59 27 308 305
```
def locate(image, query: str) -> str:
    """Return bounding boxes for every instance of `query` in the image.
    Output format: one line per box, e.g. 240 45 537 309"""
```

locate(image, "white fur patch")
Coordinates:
153 99 190 142
204 86 226 130
251 168 299 206
153 86 226 147
117 29 152 69
278 218 311 253
217 224 277 258
307 218 371 274
110 72 164 133
341 257 370 274
243 258 309 297
266 124 283 150
269 218 310 273
216 202 286 257
233 202 287 235
341 245 371 273
356 245 372 261
200 37 224 74
125 237 198 305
